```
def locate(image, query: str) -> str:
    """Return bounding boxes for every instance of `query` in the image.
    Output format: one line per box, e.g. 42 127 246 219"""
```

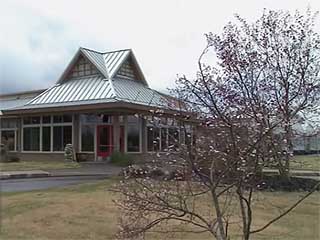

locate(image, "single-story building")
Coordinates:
0 47 191 162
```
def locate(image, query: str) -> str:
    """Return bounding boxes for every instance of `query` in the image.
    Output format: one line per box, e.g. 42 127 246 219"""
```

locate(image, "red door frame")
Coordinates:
96 125 113 157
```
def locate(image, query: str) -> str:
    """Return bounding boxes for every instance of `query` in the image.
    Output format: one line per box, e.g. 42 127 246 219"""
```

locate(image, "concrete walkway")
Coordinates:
0 170 50 180
263 169 320 176
1 164 319 180
0 162 121 180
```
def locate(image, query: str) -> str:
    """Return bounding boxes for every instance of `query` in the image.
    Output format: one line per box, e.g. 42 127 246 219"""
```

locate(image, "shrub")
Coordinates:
110 151 132 167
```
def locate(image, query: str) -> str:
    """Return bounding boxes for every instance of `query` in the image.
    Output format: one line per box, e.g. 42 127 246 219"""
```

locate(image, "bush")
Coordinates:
110 152 132 167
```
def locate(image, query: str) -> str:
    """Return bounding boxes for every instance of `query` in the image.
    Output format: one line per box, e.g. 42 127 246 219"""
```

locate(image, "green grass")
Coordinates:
1 179 319 240
291 155 320 170
0 159 80 172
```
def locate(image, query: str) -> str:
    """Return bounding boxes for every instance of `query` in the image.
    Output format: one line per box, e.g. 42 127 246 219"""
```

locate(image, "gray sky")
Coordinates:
0 0 319 94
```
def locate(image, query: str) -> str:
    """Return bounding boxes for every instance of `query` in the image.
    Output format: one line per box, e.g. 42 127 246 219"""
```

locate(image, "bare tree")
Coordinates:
113 9 320 240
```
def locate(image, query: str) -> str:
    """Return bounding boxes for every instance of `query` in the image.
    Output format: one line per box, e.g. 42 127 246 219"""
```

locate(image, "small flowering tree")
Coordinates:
206 8 320 178
113 9 320 240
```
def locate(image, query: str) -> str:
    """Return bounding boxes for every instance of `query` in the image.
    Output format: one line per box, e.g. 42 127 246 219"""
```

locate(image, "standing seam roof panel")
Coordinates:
83 77 102 100
68 79 89 102
106 52 123 74
73 79 94 101
57 82 75 102
43 86 61 104
81 77 100 100
105 52 121 71
95 81 110 99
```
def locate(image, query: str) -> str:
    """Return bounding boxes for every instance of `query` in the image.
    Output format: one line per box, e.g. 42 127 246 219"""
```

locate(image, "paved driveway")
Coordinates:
0 176 107 193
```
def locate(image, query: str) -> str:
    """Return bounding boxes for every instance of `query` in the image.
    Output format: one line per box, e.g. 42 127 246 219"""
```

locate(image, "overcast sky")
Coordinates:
0 0 319 95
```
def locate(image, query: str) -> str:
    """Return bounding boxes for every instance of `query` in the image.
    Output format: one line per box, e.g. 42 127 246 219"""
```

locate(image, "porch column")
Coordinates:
113 115 120 152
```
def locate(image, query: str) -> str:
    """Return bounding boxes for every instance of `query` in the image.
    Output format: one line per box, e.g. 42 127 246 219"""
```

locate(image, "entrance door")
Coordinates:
97 125 113 158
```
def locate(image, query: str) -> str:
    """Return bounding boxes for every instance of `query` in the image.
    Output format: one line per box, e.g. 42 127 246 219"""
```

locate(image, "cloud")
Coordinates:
0 0 319 94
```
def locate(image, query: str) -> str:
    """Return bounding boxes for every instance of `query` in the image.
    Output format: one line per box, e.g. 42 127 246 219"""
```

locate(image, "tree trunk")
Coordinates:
211 189 227 240
282 121 293 181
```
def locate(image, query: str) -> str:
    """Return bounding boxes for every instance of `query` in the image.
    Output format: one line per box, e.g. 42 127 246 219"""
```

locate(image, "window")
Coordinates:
42 116 51 124
80 114 111 124
42 127 51 151
22 115 72 152
1 130 15 151
68 55 99 78
23 117 40 125
81 125 94 152
168 127 180 150
53 115 72 123
147 126 160 152
53 126 72 151
127 116 140 152
23 127 40 151
161 128 168 151
1 118 17 128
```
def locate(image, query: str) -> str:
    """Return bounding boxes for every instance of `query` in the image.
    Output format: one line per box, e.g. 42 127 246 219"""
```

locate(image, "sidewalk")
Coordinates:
0 170 50 180
263 169 320 177
1 165 319 180
0 162 121 180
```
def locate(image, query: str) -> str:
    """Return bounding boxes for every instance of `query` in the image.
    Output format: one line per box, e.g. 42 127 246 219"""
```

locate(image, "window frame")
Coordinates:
22 115 73 153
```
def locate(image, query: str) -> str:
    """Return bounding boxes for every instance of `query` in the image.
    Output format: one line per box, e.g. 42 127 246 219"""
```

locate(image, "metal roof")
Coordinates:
103 50 130 78
113 77 166 107
29 76 115 105
81 49 109 78
2 47 175 113
16 76 168 110
0 89 46 114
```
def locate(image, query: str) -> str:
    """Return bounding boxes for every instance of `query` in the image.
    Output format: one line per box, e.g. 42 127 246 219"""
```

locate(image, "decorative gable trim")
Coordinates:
111 51 148 86
56 48 108 84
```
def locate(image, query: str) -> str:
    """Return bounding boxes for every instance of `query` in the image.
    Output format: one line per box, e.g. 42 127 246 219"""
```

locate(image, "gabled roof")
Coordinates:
57 47 147 86
1 47 181 114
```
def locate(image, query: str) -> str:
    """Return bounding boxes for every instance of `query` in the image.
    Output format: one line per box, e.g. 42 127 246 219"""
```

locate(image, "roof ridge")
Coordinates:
103 48 131 54
80 47 104 54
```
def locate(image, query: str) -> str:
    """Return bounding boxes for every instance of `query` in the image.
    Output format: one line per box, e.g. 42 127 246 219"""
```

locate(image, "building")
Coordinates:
0 47 189 162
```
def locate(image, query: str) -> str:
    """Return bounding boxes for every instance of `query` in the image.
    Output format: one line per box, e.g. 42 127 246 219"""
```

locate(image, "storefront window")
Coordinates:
127 116 140 152
147 126 160 152
42 126 51 151
53 126 72 151
81 125 94 152
23 127 40 151
168 127 180 150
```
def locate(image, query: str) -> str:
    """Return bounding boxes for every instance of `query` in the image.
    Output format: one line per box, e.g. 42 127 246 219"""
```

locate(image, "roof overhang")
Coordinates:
1 101 191 118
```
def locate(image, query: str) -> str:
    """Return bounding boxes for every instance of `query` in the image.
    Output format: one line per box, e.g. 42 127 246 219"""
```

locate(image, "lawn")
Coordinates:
291 155 320 171
1 179 319 240
0 160 80 172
